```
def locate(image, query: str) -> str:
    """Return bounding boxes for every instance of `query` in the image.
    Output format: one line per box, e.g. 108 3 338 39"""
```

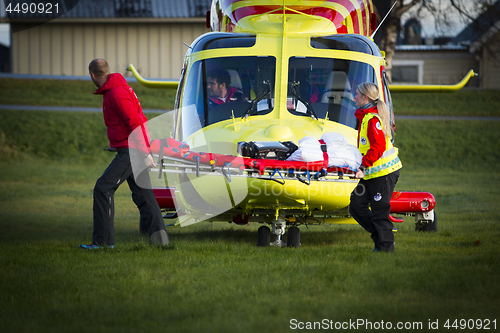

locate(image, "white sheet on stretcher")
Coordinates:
286 133 362 171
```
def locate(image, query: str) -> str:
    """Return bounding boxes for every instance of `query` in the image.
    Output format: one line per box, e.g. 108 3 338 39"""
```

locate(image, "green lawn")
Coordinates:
0 107 499 332
0 109 164 162
0 78 176 110
392 90 500 116
0 161 499 333
0 162 499 332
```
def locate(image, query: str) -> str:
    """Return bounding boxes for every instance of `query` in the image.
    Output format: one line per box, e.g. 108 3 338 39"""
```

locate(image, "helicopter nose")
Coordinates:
265 124 293 140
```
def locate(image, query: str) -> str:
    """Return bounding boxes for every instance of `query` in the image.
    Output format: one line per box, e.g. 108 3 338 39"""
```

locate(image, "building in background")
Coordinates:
391 0 500 89
452 0 500 89
1 0 211 78
391 44 478 86
2 0 499 89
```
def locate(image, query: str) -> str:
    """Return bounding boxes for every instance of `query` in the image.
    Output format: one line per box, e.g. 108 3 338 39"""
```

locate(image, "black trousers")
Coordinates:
349 170 399 252
92 148 165 246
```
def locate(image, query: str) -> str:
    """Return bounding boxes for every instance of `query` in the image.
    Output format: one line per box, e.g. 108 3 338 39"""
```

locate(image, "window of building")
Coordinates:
391 60 424 84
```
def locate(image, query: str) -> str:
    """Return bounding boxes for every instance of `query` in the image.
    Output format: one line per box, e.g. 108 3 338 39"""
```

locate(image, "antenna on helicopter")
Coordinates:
370 1 398 39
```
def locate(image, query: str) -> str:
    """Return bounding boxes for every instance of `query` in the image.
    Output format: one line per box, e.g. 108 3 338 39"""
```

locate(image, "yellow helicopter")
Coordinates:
127 0 475 247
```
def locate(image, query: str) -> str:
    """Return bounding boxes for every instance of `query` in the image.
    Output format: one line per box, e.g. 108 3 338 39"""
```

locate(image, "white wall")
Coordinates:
393 50 479 86
11 22 208 77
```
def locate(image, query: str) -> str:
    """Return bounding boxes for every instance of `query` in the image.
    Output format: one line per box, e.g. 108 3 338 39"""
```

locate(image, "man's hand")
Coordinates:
145 154 157 168
356 165 367 179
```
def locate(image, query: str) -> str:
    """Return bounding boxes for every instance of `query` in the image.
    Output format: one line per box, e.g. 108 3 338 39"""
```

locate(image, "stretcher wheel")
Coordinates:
415 211 437 232
287 226 301 248
257 226 271 247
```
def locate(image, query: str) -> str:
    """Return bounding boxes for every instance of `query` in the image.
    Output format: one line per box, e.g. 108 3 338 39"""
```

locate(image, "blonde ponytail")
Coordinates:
357 82 392 140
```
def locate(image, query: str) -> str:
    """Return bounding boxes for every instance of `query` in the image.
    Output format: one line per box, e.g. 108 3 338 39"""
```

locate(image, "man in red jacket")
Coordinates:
207 68 244 106
80 58 169 249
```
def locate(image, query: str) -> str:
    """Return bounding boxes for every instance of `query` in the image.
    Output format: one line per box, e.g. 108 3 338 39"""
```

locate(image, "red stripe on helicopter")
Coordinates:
220 0 372 34
366 0 373 34
223 0 370 14
361 0 369 36
312 0 372 36
325 0 361 34
350 8 360 34
323 0 369 36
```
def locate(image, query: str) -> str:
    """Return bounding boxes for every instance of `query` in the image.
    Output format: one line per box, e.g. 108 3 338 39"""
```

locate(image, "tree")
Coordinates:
449 0 500 58
372 0 425 82
372 0 494 82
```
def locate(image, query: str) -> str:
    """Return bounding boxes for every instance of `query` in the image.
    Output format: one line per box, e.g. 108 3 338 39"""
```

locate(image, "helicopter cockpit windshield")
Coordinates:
287 57 375 129
179 56 276 140
177 33 380 140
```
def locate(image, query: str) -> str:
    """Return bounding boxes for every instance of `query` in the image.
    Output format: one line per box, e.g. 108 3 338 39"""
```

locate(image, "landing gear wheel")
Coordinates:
415 211 437 232
257 226 271 247
287 226 301 248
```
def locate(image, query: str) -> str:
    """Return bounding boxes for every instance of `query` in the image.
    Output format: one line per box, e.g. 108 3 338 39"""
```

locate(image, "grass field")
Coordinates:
0 80 499 332
0 159 499 332
0 78 176 110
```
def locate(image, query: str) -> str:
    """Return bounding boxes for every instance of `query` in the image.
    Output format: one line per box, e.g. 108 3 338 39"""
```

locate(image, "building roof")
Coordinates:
395 1 500 54
395 44 468 52
4 0 212 20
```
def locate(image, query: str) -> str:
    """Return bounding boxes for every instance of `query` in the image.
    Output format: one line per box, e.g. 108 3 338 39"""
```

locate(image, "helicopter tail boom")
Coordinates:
389 70 477 93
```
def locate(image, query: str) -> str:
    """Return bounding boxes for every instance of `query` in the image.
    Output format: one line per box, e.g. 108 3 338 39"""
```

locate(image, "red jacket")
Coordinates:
208 86 241 105
355 105 386 168
94 73 150 154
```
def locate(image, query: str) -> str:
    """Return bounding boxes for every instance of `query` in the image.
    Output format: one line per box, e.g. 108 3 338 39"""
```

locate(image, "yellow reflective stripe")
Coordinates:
363 160 402 179
364 156 400 176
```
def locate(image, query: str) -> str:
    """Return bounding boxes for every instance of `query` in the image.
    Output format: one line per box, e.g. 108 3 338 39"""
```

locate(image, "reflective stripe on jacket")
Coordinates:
358 113 402 180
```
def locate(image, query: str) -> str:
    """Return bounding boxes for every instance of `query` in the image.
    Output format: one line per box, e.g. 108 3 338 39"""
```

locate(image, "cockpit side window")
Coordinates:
191 33 256 52
311 35 381 56
172 65 186 139
287 57 376 129
178 62 204 140
382 70 396 139
178 56 276 140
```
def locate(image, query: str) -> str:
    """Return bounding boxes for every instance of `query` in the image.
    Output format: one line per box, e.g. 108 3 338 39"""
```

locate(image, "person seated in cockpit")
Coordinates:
289 72 320 106
207 69 244 106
